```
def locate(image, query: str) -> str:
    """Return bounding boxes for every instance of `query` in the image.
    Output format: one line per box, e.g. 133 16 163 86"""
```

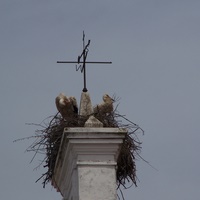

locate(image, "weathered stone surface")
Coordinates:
79 92 93 116
79 166 116 200
84 115 103 127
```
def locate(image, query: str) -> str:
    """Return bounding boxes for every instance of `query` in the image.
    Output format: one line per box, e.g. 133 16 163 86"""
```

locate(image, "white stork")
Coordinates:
93 94 114 115
55 93 78 119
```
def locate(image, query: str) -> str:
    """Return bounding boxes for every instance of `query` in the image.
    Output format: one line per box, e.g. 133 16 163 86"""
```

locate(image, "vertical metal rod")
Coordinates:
82 31 88 92
83 31 85 50
83 64 87 92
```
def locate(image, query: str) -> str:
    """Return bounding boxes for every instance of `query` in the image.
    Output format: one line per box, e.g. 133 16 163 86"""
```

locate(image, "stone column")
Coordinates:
52 127 126 200
79 91 93 116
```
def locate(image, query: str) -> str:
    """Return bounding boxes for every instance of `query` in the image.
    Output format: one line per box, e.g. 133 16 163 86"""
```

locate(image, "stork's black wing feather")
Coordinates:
73 105 78 114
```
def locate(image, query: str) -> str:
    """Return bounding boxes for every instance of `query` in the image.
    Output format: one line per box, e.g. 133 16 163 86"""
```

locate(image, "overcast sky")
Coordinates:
1 1 200 199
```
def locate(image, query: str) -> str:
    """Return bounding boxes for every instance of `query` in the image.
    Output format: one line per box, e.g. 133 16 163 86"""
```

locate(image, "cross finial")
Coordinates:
57 31 112 92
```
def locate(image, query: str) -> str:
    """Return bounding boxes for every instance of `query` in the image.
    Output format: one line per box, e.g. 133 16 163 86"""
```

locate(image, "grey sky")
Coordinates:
1 1 200 199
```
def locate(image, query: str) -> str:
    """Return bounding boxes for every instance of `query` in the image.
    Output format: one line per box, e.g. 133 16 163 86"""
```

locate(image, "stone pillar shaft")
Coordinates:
52 128 126 200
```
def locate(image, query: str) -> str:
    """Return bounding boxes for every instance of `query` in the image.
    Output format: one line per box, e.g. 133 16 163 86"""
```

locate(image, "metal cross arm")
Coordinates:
57 61 112 64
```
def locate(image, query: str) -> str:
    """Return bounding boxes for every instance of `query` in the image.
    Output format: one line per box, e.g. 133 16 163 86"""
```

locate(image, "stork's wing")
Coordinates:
69 97 78 114
73 105 78 114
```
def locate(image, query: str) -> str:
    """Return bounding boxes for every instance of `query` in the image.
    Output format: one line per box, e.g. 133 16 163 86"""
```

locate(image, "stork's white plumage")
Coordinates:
93 94 114 115
55 93 78 119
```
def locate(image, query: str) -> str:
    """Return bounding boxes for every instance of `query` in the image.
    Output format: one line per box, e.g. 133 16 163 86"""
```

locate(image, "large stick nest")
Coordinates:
16 105 144 192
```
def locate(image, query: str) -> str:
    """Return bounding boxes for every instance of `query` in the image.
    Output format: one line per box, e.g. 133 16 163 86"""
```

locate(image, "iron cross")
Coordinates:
57 31 112 92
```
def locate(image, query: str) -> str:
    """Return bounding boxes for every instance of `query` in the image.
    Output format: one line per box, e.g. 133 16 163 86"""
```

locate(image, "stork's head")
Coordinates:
59 93 66 98
103 94 114 103
58 93 69 106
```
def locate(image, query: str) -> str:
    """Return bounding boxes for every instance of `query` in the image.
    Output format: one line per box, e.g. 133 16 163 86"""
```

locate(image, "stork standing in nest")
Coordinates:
93 94 114 115
55 93 78 119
